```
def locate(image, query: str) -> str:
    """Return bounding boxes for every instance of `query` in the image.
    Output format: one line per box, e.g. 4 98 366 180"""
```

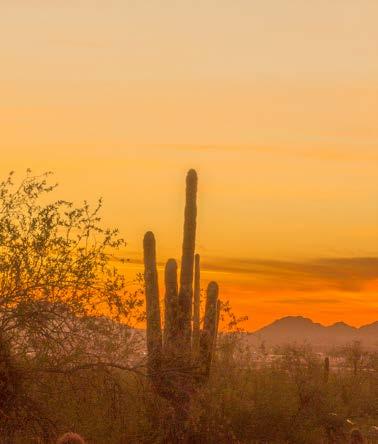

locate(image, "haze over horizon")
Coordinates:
1 1 377 330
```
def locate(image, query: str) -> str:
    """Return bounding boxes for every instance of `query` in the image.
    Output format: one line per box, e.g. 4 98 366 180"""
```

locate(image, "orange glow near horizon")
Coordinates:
120 259 378 331
1 1 377 330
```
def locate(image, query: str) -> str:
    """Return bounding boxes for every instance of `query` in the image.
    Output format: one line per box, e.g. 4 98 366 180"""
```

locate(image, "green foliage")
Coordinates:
0 171 144 440
0 170 142 323
21 341 375 443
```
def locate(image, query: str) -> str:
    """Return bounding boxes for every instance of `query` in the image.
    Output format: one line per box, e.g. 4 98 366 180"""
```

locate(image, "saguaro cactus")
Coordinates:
214 300 221 351
350 429 364 444
143 170 220 401
164 258 179 359
324 356 330 384
178 169 198 353
143 231 162 387
56 433 86 444
199 282 219 379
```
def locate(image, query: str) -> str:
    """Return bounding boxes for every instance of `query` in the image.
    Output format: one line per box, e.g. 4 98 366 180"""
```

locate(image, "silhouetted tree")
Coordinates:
0 170 144 439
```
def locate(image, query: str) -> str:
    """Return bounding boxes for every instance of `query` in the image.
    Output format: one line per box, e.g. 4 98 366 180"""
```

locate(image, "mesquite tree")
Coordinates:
0 170 144 439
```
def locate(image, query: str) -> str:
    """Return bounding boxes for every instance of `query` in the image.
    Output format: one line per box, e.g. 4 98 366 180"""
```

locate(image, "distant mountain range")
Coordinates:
247 316 378 348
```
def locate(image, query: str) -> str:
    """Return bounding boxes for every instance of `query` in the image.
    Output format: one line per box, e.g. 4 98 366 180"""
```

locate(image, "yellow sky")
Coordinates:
1 1 377 329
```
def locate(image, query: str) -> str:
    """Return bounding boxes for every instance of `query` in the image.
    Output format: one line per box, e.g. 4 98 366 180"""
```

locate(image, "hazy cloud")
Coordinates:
274 297 342 305
147 144 378 163
201 257 378 292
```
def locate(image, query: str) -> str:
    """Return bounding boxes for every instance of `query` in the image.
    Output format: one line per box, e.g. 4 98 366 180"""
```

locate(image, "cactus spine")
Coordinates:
143 170 220 402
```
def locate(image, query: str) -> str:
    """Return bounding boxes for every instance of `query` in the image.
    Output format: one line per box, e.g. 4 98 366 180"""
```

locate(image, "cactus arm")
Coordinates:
199 281 219 380
192 253 201 356
164 258 179 357
143 231 163 383
213 299 221 353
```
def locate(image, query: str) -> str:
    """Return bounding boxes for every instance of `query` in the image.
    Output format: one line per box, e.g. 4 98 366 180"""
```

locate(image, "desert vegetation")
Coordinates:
0 170 377 443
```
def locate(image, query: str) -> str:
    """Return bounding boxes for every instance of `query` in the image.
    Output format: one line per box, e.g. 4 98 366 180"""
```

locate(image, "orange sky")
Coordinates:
1 1 377 330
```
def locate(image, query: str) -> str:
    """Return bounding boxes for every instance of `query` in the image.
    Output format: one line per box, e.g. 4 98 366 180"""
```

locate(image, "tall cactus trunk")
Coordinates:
192 253 201 357
213 300 221 354
143 231 163 387
178 169 198 355
199 281 219 380
164 259 179 360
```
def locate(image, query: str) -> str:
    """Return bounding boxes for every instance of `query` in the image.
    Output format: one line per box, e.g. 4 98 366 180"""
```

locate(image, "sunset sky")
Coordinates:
1 1 377 329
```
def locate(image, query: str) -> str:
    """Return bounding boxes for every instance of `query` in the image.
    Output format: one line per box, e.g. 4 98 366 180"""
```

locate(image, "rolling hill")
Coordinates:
248 316 378 348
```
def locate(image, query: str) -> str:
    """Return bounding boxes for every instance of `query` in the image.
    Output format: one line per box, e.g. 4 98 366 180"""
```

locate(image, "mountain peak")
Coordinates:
328 321 355 330
251 316 377 348
271 316 314 325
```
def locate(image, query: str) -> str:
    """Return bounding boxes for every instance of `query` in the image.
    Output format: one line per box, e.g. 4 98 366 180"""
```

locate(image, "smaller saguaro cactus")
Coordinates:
324 356 330 384
214 300 221 352
198 282 219 379
350 428 364 444
56 433 86 444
